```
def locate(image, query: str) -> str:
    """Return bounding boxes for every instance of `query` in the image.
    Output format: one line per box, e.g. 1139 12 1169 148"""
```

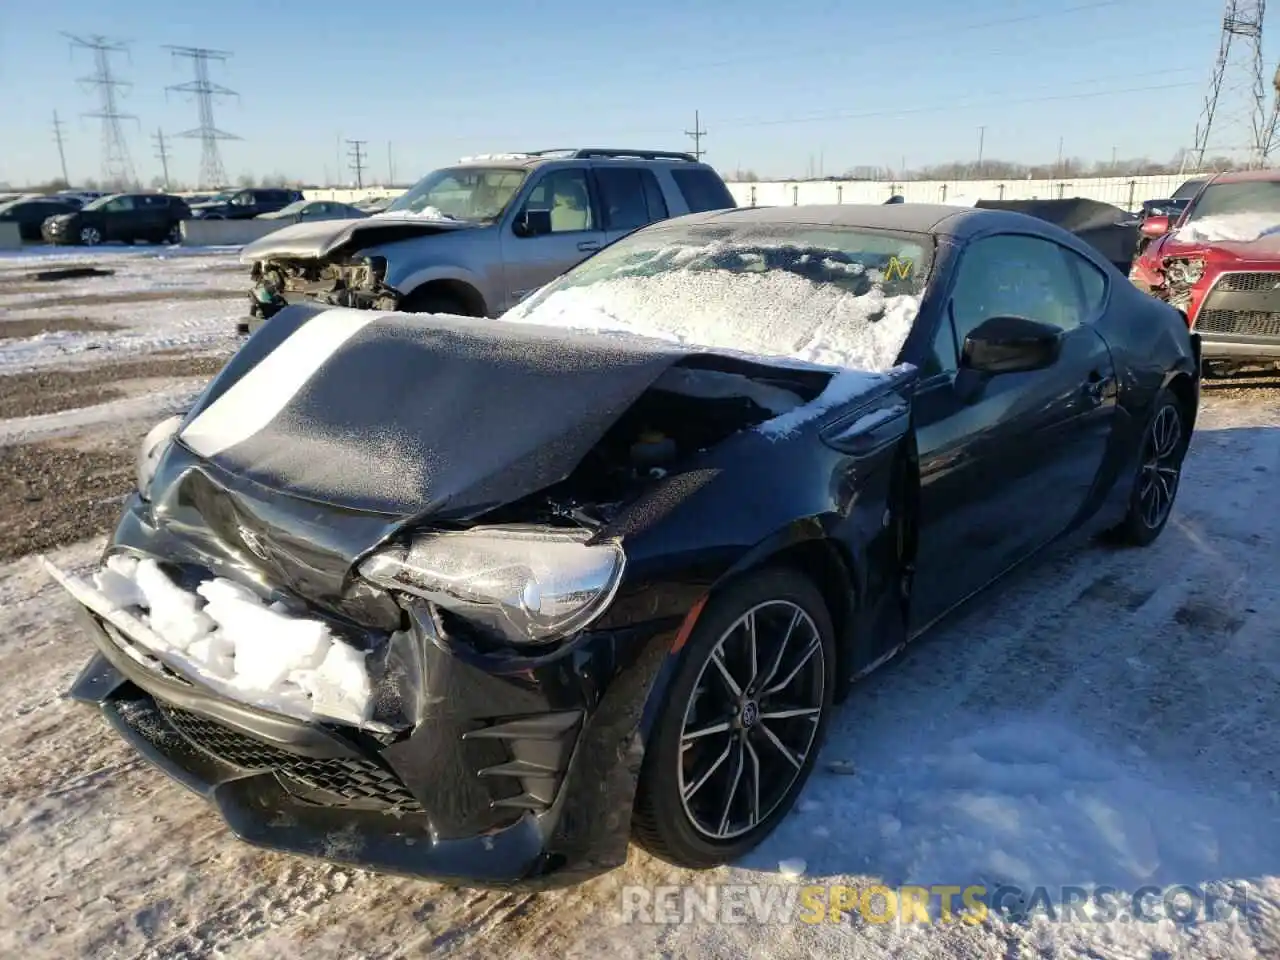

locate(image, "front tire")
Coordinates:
1108 388 1188 546
79 226 102 245
632 566 836 869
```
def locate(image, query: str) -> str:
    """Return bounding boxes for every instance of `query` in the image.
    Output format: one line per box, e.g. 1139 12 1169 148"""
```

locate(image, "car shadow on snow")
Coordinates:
738 423 1280 927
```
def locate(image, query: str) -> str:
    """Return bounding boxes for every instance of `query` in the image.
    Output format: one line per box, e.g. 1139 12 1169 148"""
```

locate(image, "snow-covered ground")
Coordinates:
0 246 245 371
1 248 1279 958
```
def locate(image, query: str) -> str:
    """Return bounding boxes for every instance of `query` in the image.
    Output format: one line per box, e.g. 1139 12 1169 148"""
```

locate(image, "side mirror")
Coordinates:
513 208 552 237
1140 215 1171 238
962 315 1062 375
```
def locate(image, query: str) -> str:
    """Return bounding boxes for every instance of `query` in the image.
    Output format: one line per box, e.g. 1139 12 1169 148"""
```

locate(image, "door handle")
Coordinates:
577 240 601 252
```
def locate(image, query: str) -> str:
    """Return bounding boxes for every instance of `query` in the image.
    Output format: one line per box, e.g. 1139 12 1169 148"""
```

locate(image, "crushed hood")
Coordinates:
173 304 743 519
239 215 478 262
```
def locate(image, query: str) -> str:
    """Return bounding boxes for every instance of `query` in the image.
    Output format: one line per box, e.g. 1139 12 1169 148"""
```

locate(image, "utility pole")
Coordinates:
65 33 139 188
52 111 71 186
976 125 986 175
1057 136 1065 175
1111 145 1118 168
347 139 368 189
152 129 172 190
684 110 707 160
387 141 394 186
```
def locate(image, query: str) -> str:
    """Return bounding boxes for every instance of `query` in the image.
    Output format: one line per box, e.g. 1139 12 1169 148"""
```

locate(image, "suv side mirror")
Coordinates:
513 208 552 237
1140 214 1171 238
962 315 1062 375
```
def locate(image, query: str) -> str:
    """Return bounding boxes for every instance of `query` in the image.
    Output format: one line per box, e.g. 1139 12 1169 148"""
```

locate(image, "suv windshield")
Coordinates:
505 221 932 373
1185 180 1280 220
1172 178 1207 199
383 166 527 221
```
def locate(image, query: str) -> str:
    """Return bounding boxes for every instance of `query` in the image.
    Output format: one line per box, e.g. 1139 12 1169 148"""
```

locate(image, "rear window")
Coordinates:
670 168 735 213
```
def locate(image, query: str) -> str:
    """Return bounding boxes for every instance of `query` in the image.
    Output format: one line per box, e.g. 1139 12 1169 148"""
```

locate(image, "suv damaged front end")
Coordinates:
249 253 400 322
41 304 869 885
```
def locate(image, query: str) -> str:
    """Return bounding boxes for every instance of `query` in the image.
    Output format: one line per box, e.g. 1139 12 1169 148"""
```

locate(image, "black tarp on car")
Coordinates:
974 198 1141 274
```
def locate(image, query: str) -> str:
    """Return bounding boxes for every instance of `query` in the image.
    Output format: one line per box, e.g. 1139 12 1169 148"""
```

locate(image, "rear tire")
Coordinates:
632 566 836 869
1107 389 1188 547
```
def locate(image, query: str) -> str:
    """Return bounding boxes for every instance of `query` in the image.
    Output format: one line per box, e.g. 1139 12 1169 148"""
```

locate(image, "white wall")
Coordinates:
180 218 289 247
301 174 1185 213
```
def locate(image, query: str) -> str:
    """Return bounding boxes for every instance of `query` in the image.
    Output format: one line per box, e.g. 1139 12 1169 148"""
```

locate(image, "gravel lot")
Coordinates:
1 247 1279 959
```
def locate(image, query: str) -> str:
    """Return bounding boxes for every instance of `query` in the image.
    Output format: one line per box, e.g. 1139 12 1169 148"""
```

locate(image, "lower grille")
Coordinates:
158 703 421 811
1196 309 1280 339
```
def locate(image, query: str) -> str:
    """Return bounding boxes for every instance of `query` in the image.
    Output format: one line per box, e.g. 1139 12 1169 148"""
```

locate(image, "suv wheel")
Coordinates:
79 226 102 245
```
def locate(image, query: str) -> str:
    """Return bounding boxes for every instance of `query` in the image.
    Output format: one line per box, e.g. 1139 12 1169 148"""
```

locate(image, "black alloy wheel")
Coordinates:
632 567 836 868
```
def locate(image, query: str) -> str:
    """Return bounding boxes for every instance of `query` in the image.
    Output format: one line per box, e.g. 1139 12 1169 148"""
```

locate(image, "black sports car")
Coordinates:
42 203 1200 887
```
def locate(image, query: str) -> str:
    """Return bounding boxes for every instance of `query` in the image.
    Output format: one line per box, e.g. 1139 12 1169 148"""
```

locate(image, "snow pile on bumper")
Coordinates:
41 554 373 727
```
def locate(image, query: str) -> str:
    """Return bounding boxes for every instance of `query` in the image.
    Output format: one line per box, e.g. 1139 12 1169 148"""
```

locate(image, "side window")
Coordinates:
105 196 135 212
1064 248 1107 316
949 234 1086 352
669 168 735 213
232 192 255 207
521 168 595 233
595 168 667 232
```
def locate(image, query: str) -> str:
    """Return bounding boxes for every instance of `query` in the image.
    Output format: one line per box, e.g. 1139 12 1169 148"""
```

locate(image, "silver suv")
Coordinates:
237 148 736 331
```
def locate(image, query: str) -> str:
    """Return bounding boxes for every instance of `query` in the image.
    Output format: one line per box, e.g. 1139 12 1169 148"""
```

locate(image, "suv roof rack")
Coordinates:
528 148 700 162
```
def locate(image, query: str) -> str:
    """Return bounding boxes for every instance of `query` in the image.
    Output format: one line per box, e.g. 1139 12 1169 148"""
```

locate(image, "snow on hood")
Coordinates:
370 206 458 222
1174 212 1280 245
503 246 922 375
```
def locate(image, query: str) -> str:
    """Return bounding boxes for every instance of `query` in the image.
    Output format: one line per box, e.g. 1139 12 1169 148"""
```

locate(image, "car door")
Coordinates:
596 166 671 244
907 232 1118 633
99 195 139 241
138 195 170 238
498 166 607 311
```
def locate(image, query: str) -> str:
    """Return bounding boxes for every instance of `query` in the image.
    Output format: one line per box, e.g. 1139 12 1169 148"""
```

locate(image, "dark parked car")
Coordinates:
0 197 80 240
1134 177 1209 257
42 193 192 246
42 203 1199 886
190 188 303 220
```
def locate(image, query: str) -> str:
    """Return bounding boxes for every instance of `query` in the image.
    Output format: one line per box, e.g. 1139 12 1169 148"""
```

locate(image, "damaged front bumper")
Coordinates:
44 545 676 887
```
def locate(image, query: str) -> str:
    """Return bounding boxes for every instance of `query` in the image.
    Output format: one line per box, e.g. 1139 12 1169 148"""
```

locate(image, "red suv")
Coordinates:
1130 169 1280 373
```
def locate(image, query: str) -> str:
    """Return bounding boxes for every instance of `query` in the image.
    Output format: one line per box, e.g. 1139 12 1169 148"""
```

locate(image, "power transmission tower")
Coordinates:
164 46 240 189
347 139 367 189
684 110 707 160
64 34 138 188
153 129 172 190
1192 1 1279 169
52 111 71 185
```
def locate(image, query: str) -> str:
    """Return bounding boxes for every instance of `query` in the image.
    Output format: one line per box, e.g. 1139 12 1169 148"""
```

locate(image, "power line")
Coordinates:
165 45 240 190
684 110 707 160
152 129 172 190
64 33 138 188
52 111 70 185
347 139 367 189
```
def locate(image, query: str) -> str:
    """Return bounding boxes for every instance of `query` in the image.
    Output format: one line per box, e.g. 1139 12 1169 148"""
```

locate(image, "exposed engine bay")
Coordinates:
249 255 400 319
483 358 830 530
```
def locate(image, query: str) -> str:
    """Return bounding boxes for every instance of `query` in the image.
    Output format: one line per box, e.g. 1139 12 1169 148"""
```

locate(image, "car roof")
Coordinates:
1205 168 1280 183
448 148 713 172
655 202 1049 240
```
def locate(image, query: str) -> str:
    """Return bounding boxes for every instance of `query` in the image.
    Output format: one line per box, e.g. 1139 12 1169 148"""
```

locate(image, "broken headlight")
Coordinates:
135 415 183 498
357 526 626 645
1164 258 1206 285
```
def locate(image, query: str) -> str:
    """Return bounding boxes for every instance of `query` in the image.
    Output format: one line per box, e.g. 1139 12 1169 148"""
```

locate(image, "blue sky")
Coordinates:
0 0 1256 187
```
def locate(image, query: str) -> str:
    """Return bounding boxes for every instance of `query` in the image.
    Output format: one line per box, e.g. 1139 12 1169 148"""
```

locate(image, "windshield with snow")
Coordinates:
504 222 931 372
1186 181 1280 220
382 166 527 222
